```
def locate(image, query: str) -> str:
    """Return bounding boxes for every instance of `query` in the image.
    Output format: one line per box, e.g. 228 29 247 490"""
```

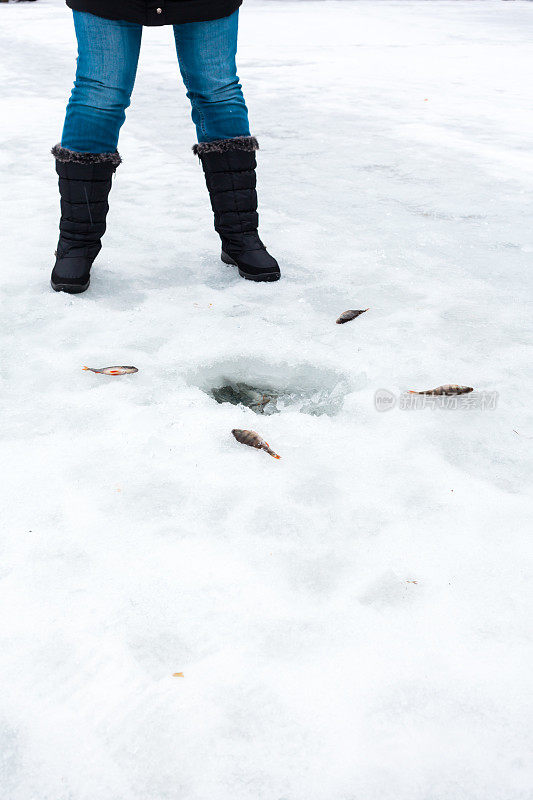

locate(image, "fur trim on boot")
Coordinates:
192 136 259 157
51 144 122 168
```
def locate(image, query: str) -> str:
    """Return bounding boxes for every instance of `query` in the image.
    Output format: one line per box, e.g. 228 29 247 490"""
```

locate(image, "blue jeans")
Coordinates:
61 10 250 153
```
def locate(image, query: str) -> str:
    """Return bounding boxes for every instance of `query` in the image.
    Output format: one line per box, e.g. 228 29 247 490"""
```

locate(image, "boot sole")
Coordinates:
51 278 90 294
221 251 280 282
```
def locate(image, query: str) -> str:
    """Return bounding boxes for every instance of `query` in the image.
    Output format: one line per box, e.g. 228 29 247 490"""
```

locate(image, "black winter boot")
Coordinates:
50 145 120 294
194 137 280 282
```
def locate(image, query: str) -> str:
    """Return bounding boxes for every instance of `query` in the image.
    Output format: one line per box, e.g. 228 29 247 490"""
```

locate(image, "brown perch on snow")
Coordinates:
232 429 281 459
409 384 473 396
336 309 369 324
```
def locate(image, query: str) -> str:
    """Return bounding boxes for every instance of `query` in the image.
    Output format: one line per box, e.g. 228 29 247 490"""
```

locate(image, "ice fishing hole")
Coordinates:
189 360 352 416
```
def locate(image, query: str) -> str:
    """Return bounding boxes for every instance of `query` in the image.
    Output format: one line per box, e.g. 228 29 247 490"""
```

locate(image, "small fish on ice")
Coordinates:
336 309 368 324
232 429 281 459
83 366 139 376
409 384 473 396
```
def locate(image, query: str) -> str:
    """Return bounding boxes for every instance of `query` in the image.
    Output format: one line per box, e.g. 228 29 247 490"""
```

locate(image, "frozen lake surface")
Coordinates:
0 1 532 798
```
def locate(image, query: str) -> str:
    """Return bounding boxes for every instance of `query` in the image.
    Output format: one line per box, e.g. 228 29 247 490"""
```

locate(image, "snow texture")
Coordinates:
1 1 532 799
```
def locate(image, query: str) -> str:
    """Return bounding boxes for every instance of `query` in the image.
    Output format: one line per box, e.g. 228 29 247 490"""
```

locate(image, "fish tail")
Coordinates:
265 445 281 459
82 366 90 371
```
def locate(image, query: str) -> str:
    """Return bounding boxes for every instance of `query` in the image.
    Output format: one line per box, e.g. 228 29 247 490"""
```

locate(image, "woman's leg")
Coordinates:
62 11 142 153
51 13 142 293
173 10 249 143
174 12 280 282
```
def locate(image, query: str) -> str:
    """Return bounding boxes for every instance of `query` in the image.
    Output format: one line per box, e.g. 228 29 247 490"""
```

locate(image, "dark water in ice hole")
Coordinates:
209 382 345 416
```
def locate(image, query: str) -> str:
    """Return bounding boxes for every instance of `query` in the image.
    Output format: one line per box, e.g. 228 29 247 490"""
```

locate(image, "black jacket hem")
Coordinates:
65 0 243 26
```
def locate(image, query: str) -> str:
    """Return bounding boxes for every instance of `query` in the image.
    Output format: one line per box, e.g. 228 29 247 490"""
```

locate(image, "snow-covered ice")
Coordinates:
1 1 532 798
